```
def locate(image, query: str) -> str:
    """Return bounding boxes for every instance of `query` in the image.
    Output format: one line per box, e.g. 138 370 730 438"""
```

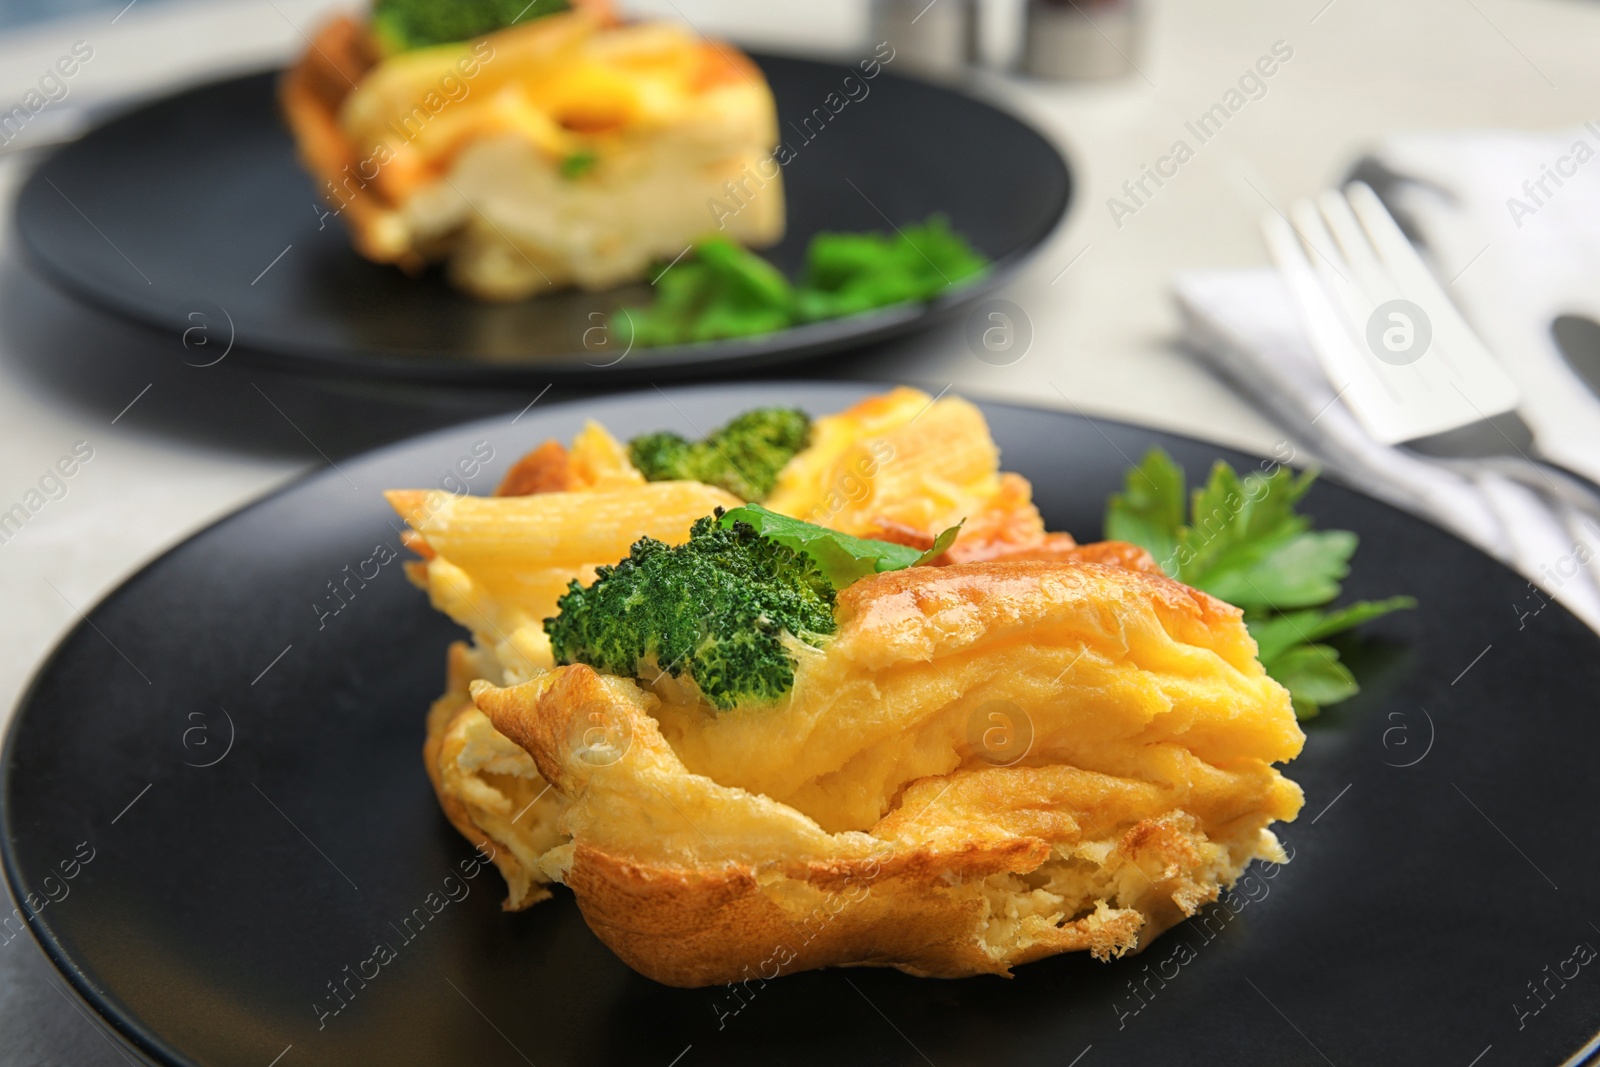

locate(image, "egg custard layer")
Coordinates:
655 560 1302 835
469 559 1304 986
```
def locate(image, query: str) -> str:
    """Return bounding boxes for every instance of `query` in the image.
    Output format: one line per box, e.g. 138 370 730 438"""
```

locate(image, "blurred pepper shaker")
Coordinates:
1021 0 1142 80
870 0 979 79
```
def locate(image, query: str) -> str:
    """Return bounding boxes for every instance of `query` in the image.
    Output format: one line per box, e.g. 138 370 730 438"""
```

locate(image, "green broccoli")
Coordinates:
628 407 810 501
544 514 838 710
370 0 569 53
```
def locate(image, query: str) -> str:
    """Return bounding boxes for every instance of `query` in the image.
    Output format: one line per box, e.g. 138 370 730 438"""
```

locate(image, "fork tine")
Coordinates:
1317 190 1400 307
1345 181 1521 408
1262 211 1419 441
1264 193 1515 443
1290 199 1375 350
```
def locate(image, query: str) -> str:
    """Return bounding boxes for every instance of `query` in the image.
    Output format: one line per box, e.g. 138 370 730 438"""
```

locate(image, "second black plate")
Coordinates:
15 53 1071 384
6 383 1600 1066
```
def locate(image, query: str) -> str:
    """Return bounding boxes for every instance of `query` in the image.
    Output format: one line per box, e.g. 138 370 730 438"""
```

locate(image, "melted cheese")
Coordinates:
650 562 1304 835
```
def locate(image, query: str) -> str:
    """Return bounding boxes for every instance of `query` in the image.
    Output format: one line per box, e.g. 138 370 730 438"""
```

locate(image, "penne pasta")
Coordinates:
387 481 739 571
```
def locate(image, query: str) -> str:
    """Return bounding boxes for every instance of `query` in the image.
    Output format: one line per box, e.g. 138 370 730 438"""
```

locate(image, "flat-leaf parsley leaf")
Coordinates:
1106 448 1415 718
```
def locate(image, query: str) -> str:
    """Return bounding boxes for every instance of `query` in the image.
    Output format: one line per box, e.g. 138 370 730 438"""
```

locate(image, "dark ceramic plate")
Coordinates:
13 56 1071 385
5 383 1599 1067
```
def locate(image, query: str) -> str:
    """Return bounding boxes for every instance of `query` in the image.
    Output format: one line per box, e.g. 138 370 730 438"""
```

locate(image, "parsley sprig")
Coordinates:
616 217 989 348
1105 448 1414 718
717 505 960 591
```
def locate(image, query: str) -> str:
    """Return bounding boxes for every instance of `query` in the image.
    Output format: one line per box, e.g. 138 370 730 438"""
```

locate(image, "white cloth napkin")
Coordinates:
1174 127 1600 632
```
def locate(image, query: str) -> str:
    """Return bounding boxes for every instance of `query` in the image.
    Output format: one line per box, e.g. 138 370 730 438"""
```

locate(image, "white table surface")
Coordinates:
3 0 1599 1060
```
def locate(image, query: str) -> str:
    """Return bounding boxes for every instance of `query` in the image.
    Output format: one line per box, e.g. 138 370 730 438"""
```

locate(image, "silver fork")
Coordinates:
1263 181 1600 507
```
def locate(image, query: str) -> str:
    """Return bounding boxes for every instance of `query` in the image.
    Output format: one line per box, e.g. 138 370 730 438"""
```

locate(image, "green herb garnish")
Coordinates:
559 150 598 180
718 504 960 590
371 0 569 52
795 214 990 321
1106 448 1415 718
616 216 989 348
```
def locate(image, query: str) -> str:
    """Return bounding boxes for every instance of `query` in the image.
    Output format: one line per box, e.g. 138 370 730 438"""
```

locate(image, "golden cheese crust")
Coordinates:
465 560 1304 986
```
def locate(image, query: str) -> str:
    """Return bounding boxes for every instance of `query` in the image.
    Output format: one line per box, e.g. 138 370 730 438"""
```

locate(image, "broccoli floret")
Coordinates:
371 0 569 52
628 407 810 501
545 515 837 709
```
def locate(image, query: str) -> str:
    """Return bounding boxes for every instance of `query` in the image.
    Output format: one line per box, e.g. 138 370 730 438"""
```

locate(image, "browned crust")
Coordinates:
278 16 408 266
948 530 1078 564
400 529 435 560
936 536 1162 573
833 558 1242 635
495 441 575 496
862 474 1072 565
861 519 942 553
292 13 376 111
1058 539 1165 573
562 839 1164 986
560 0 620 24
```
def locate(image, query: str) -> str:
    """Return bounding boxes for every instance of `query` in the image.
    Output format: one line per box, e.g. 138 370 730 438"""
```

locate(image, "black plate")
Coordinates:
13 56 1070 385
6 383 1599 1067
